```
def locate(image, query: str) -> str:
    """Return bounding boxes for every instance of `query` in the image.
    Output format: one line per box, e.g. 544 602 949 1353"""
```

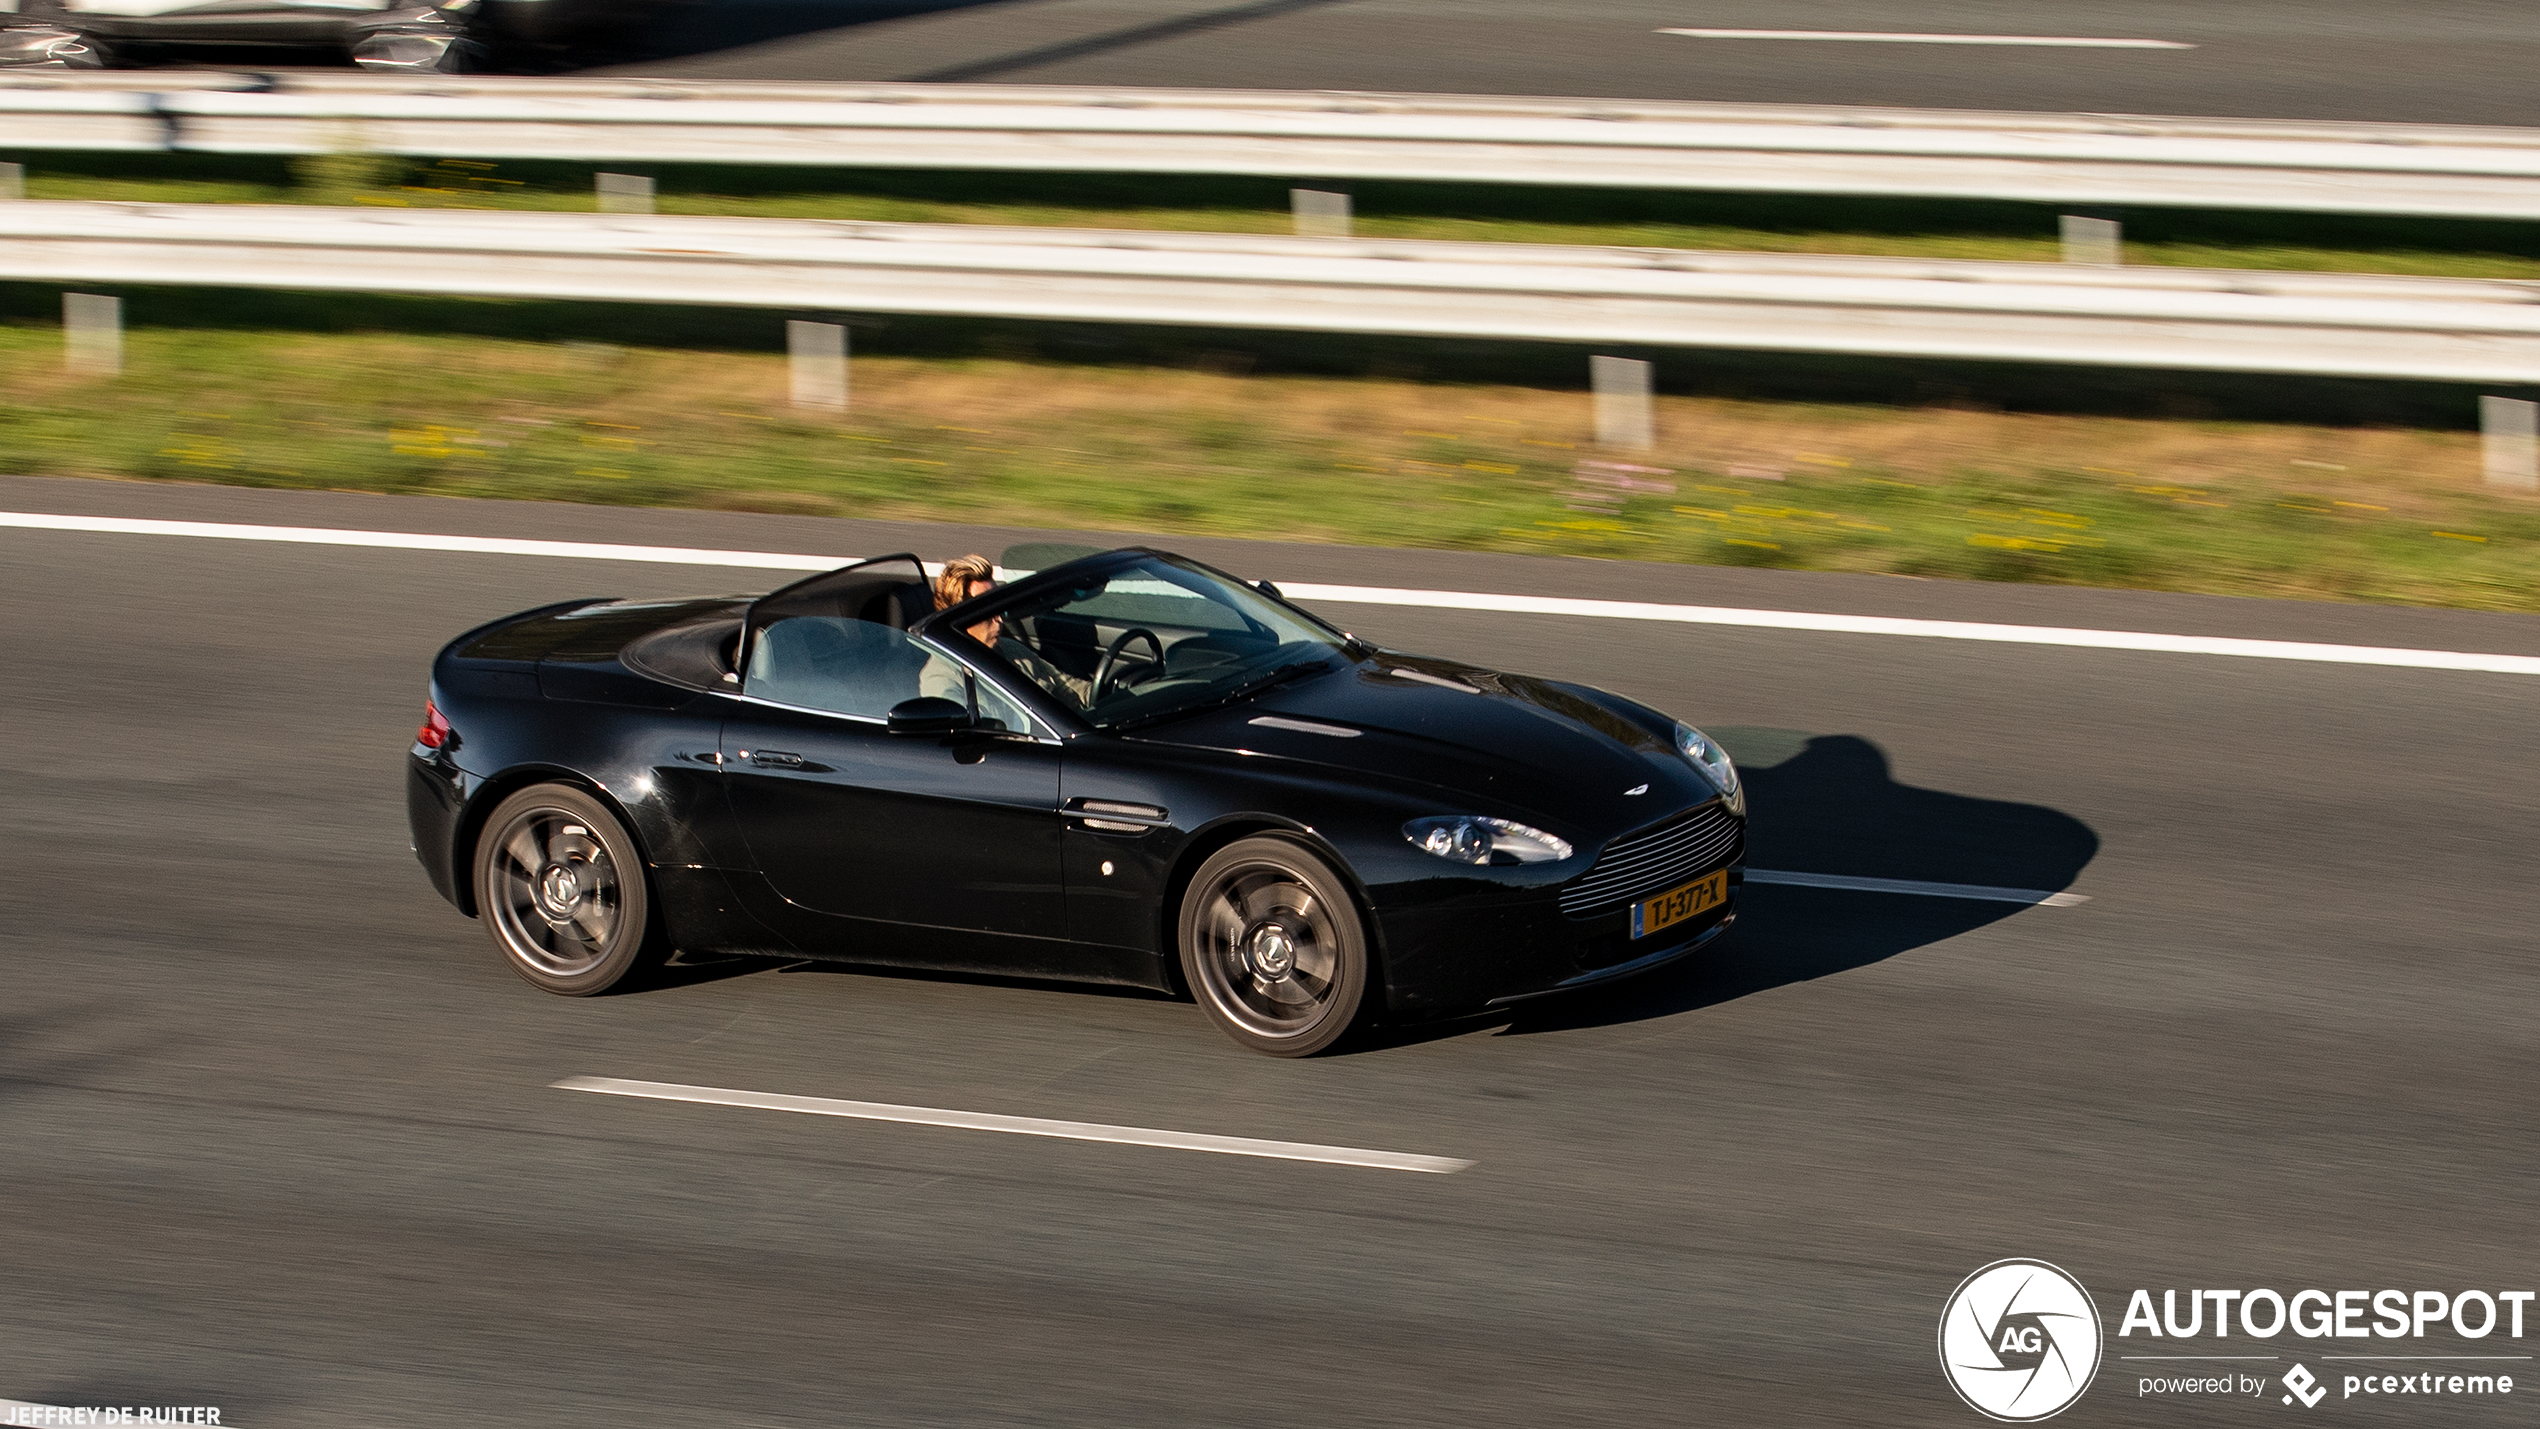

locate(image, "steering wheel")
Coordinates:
1092 627 1166 702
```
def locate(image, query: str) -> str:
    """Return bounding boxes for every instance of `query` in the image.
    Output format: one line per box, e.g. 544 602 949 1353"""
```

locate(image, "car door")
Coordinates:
717 613 1071 972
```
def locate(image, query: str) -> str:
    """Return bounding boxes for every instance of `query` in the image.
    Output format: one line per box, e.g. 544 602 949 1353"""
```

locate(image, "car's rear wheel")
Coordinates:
472 784 664 995
1178 836 1369 1057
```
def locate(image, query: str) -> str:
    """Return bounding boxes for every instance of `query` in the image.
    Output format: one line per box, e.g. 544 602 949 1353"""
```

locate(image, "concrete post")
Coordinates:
788 320 847 412
0 163 23 201
2061 214 2122 266
1291 188 1352 238
2482 395 2539 491
596 172 656 215
1591 355 1654 451
63 292 121 376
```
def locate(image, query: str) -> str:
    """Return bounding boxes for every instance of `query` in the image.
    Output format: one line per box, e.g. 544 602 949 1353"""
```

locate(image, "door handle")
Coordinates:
743 748 804 768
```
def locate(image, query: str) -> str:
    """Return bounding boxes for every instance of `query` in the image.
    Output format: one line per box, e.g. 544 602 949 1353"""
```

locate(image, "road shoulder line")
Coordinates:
9 510 2537 675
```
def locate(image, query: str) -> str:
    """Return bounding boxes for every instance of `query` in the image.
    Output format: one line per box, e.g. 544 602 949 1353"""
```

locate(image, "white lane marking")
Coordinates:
1659 28 2195 49
1744 869 2089 906
0 511 847 571
8 511 2536 676
1274 581 2540 676
553 1076 1475 1174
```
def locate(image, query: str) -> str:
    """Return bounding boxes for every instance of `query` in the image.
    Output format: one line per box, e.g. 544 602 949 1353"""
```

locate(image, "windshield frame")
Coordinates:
914 548 1360 733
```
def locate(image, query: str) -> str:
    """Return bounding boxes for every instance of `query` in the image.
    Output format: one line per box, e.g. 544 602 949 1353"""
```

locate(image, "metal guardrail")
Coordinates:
3 74 2540 219
3 202 2535 383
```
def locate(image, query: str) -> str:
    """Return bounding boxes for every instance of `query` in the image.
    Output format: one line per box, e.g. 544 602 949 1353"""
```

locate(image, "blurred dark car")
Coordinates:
0 0 666 71
406 548 1749 1056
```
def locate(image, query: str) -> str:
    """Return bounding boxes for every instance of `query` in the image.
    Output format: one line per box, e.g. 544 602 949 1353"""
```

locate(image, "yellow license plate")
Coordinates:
1632 868 1728 939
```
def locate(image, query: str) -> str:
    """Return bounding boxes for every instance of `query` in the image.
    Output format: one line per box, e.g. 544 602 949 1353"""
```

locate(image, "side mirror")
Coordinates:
886 696 974 736
1254 579 1284 600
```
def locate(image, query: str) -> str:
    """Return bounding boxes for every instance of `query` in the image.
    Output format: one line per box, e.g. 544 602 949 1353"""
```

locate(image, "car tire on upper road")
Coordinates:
1178 834 1370 1057
471 783 666 996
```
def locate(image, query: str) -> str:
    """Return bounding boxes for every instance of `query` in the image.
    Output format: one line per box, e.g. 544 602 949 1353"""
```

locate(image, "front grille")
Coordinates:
1559 803 1743 919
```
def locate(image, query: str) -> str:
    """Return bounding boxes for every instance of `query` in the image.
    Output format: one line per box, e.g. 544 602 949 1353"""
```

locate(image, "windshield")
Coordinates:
967 554 1349 728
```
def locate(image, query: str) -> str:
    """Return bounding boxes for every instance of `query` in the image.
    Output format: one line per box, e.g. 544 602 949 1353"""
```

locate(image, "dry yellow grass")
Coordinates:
4 327 2532 609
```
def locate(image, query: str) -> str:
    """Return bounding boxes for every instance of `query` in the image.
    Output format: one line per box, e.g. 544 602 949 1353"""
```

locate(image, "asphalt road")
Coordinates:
4 476 2536 1427
602 0 2540 128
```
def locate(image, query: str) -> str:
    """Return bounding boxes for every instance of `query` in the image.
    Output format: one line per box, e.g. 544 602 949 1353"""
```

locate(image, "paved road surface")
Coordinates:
3 476 2534 1426
605 0 2540 128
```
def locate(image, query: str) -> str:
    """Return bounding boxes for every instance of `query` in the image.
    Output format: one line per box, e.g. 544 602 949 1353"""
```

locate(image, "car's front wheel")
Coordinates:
472 783 664 995
1178 835 1369 1056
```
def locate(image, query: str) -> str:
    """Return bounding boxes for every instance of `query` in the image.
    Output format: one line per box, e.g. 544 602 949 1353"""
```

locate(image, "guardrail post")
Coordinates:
0 163 22 201
596 172 655 215
63 292 121 376
788 320 847 412
2061 214 2122 266
1291 189 1351 238
1592 356 1654 451
2483 396 2539 491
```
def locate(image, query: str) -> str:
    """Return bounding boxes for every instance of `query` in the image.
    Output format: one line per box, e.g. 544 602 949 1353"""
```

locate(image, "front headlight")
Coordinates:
1403 815 1574 866
1674 721 1741 802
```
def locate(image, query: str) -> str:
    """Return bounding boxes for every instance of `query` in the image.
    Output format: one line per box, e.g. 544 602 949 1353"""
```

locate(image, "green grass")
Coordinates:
12 151 2540 281
6 317 2534 612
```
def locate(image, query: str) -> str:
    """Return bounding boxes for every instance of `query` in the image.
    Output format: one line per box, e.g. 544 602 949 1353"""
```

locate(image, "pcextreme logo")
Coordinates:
1940 1259 2105 1421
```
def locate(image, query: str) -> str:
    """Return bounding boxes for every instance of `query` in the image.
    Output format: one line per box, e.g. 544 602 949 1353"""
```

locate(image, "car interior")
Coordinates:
620 551 1336 731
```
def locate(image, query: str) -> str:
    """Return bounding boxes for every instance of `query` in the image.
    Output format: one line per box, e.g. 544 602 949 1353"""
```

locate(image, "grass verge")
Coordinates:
4 316 2533 611
8 151 2540 282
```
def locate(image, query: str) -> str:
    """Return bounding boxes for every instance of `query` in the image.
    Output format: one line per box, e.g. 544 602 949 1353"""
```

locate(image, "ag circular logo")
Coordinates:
1939 1259 2104 1421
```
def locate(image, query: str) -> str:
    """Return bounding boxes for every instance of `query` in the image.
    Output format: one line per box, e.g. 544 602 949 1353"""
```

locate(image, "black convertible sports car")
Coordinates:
0 0 660 71
407 547 1747 1055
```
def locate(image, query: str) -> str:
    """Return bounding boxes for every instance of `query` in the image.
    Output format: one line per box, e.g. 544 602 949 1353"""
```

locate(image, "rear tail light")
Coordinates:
416 699 451 750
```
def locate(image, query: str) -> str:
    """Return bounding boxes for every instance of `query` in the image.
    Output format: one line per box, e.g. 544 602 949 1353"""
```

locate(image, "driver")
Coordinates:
918 554 999 708
929 553 996 616
918 554 1097 713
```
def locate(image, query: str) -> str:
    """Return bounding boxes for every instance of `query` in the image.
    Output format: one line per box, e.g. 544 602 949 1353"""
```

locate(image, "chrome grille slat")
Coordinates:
1559 803 1743 918
1571 821 1737 884
1570 842 1737 899
1581 822 1735 877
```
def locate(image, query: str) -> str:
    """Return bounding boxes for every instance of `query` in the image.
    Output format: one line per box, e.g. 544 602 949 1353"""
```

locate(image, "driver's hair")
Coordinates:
932 553 995 611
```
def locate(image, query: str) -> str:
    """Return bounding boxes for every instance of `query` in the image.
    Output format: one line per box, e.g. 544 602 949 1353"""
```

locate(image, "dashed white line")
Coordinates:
8 511 2537 676
1744 869 2089 906
553 1076 1475 1174
1659 28 2195 49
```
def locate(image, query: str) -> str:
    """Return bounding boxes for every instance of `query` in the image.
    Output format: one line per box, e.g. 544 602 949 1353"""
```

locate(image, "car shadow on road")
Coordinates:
1379 731 2100 1047
646 950 804 992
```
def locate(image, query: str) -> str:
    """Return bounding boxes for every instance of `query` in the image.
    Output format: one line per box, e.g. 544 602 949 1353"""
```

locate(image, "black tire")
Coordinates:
471 783 665 996
1177 835 1370 1057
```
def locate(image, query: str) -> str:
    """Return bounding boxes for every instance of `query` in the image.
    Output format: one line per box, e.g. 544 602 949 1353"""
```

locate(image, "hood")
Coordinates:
1133 654 1719 839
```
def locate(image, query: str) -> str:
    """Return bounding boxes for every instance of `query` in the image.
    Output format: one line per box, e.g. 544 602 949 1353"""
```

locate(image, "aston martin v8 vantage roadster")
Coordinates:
407 549 1747 1055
